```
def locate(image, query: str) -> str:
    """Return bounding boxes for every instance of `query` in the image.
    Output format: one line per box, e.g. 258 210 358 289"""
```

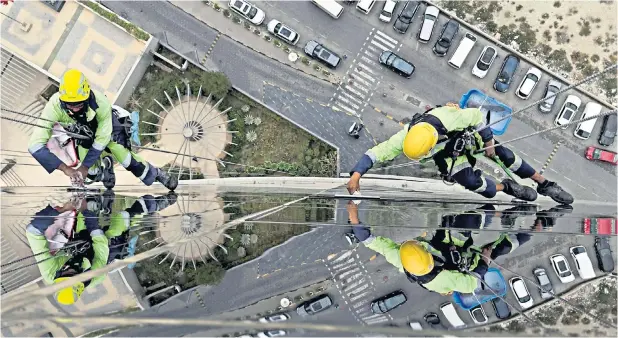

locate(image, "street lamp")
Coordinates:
0 12 32 32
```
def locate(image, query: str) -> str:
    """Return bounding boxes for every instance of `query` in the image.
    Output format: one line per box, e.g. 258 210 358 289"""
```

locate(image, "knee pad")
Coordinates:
126 157 146 178
453 169 497 198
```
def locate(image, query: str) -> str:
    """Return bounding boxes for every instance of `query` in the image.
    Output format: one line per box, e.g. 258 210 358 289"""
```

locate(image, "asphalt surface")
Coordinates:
95 1 617 336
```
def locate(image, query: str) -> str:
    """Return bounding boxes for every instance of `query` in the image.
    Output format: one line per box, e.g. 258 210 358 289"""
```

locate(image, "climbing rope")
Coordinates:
477 252 618 329
475 109 617 153
0 116 90 140
477 63 618 134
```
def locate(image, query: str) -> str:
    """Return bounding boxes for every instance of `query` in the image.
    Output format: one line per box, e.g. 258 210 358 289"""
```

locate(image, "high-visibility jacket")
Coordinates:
28 90 113 173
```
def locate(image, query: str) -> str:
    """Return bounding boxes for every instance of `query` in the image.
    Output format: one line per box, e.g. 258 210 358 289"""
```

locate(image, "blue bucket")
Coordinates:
452 268 508 310
459 89 513 136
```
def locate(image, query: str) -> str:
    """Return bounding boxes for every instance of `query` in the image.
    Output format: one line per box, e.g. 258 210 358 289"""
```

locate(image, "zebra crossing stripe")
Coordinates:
331 250 353 264
341 91 364 105
335 102 358 116
337 267 361 280
352 82 369 93
372 35 397 49
343 278 366 292
370 39 389 51
337 95 361 110
375 30 398 44
357 62 375 74
346 283 370 296
353 70 375 83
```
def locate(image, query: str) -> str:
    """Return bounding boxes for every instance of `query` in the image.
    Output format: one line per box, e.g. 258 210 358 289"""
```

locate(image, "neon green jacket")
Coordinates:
26 212 109 287
364 234 481 294
28 90 113 172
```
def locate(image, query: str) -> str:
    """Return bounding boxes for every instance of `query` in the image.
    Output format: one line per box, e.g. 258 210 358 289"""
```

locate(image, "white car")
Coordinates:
417 5 439 43
267 20 300 45
379 0 397 22
228 0 265 25
471 46 497 78
516 67 542 99
570 246 596 280
256 330 286 338
509 277 534 309
550 254 575 283
554 95 582 129
257 313 289 323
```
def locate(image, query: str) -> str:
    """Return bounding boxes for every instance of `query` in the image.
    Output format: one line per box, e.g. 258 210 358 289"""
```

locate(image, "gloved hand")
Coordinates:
59 164 84 187
346 172 361 194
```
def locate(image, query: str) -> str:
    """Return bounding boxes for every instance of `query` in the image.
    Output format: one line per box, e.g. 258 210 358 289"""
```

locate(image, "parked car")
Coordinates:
433 19 459 56
228 0 265 25
393 1 420 34
594 236 615 272
554 95 582 129
538 80 562 113
570 246 596 280
439 302 465 328
379 0 397 22
598 114 617 146
491 298 511 319
409 321 423 330
418 5 439 43
371 290 407 314
296 295 333 316
493 54 520 93
379 51 415 78
533 268 554 299
267 20 300 45
258 313 290 323
257 330 286 338
550 254 575 283
469 305 488 324
584 217 617 235
574 102 603 140
585 146 618 165
516 67 542 99
471 46 497 78
304 40 341 68
509 277 534 309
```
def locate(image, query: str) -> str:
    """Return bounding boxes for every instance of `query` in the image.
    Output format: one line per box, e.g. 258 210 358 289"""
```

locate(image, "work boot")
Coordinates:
536 181 574 205
155 168 179 191
155 192 178 211
501 205 538 227
345 232 359 246
99 156 116 190
501 179 538 201
535 205 574 230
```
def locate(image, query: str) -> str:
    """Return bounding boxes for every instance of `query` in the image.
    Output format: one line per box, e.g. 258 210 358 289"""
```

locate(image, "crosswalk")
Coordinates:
330 29 402 117
325 249 392 326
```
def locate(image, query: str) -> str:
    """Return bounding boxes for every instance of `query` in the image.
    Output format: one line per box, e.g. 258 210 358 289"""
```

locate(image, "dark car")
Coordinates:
533 267 554 299
595 236 615 272
393 1 420 34
598 114 617 147
296 295 332 316
379 51 415 78
491 298 511 319
370 290 407 314
304 40 341 69
494 54 520 93
432 19 459 56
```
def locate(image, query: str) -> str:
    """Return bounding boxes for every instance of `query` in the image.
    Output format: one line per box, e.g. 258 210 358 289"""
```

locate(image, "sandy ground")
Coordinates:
438 0 618 104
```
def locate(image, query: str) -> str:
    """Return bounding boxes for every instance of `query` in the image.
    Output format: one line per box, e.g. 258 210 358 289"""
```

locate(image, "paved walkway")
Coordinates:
0 0 147 102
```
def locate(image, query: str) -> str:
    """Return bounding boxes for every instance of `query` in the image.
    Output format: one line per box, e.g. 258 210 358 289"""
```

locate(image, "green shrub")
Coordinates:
80 1 149 41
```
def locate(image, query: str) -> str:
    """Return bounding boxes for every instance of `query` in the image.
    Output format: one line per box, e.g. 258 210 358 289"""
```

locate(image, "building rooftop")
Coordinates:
0 0 148 102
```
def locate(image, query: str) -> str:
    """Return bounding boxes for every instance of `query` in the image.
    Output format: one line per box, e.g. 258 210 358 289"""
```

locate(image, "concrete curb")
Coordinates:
425 0 616 110
169 1 339 87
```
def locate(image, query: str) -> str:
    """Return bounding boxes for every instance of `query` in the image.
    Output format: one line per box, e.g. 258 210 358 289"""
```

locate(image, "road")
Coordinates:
96 1 617 336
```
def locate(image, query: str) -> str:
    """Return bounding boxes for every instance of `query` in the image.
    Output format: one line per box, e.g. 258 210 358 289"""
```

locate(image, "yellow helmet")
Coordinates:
59 69 90 103
54 277 85 306
402 122 439 160
399 240 434 276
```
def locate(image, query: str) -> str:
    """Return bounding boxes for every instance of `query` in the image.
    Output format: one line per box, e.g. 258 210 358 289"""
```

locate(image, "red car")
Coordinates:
584 218 617 235
585 146 618 165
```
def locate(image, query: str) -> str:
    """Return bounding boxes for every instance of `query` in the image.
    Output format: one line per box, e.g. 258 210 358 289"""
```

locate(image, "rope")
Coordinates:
0 116 90 140
1 108 63 125
475 109 617 152
477 252 617 329
477 63 618 134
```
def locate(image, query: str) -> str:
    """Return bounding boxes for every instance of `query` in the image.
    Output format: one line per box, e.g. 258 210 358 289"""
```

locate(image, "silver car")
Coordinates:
304 40 341 68
533 268 554 299
539 79 562 113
